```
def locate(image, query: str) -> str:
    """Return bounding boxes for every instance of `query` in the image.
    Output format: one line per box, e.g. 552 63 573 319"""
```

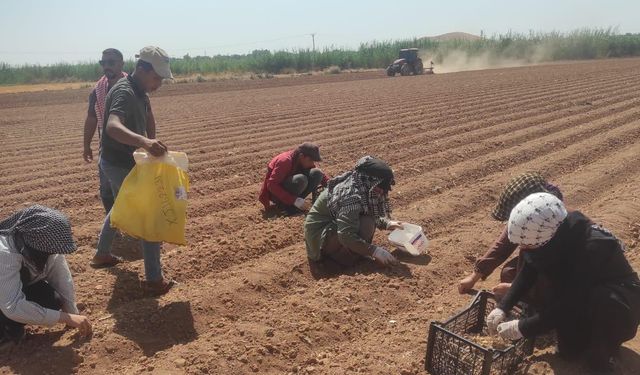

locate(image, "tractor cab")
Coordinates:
398 48 419 63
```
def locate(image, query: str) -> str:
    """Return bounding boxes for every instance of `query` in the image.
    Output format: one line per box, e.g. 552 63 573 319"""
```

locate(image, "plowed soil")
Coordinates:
1 58 639 375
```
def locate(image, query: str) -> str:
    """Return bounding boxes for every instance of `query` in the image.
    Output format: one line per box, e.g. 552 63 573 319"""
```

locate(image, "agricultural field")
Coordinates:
0 57 639 374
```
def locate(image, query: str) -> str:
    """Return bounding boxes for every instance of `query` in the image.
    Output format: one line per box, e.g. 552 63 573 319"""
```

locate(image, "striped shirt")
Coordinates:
0 235 78 326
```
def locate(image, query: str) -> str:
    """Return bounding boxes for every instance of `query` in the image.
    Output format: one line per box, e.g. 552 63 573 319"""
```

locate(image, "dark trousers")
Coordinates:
556 284 640 367
280 168 324 206
0 280 62 343
321 216 376 267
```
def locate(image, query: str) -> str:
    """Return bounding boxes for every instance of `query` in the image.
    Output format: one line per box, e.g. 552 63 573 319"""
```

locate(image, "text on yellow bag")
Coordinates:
111 150 190 245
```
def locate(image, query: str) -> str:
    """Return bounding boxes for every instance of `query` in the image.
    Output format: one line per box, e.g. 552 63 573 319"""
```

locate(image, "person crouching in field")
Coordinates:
304 156 404 267
458 172 565 302
0 206 91 348
486 193 640 372
259 142 329 216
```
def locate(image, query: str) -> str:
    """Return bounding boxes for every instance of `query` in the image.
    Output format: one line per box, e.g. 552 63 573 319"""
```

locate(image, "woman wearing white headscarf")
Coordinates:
485 193 640 372
0 205 91 347
458 172 564 298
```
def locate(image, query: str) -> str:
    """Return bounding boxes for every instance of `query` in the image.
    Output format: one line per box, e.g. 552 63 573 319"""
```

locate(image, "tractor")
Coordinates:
386 48 434 76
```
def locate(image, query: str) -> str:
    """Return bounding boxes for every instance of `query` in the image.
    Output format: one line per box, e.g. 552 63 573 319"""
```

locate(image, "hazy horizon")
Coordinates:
1 0 637 66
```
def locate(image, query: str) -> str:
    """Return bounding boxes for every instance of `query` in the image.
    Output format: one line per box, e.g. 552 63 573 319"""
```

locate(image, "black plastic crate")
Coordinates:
425 291 535 375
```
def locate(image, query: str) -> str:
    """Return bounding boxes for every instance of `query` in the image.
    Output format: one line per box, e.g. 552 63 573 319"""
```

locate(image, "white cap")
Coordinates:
136 46 173 79
507 192 567 247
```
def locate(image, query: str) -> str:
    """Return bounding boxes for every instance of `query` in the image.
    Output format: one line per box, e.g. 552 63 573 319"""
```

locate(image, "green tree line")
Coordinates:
1 28 639 85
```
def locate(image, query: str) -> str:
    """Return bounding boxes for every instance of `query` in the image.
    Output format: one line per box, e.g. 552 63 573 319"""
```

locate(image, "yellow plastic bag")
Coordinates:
111 150 190 245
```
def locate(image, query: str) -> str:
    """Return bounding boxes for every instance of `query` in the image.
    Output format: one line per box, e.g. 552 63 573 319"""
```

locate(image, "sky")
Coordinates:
0 0 637 66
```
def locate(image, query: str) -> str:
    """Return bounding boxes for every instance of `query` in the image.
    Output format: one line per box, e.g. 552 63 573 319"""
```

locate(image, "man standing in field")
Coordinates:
90 46 175 296
82 48 129 213
259 143 329 216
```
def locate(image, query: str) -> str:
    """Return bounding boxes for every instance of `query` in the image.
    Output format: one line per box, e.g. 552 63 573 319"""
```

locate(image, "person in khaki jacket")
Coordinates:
304 156 404 267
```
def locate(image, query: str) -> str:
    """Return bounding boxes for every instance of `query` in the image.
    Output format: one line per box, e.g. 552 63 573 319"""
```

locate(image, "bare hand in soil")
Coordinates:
61 313 93 338
492 282 511 298
458 272 481 294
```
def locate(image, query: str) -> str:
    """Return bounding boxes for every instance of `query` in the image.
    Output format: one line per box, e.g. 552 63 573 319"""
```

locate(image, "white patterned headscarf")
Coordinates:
0 205 76 254
507 193 568 247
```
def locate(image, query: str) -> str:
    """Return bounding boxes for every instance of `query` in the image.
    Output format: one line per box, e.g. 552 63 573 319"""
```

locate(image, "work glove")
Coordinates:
386 220 404 230
294 198 306 210
486 308 506 334
497 320 523 340
372 246 398 266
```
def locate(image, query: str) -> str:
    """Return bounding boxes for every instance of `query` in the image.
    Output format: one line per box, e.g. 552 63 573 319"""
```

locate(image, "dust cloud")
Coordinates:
421 45 552 74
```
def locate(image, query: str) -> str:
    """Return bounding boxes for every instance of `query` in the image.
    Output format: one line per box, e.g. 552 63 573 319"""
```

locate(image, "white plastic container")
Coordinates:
388 223 429 256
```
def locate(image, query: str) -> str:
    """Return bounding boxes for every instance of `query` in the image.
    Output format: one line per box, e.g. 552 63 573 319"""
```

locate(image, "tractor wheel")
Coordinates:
415 60 424 75
386 67 395 77
400 64 411 76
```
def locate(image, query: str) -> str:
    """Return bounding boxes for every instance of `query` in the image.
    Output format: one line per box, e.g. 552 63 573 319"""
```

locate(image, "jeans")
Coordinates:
281 168 324 203
96 158 163 281
98 161 115 214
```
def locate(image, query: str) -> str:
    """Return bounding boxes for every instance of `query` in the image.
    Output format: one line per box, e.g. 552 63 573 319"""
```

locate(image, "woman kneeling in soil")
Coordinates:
486 193 640 372
458 172 564 301
304 156 404 267
0 206 91 347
